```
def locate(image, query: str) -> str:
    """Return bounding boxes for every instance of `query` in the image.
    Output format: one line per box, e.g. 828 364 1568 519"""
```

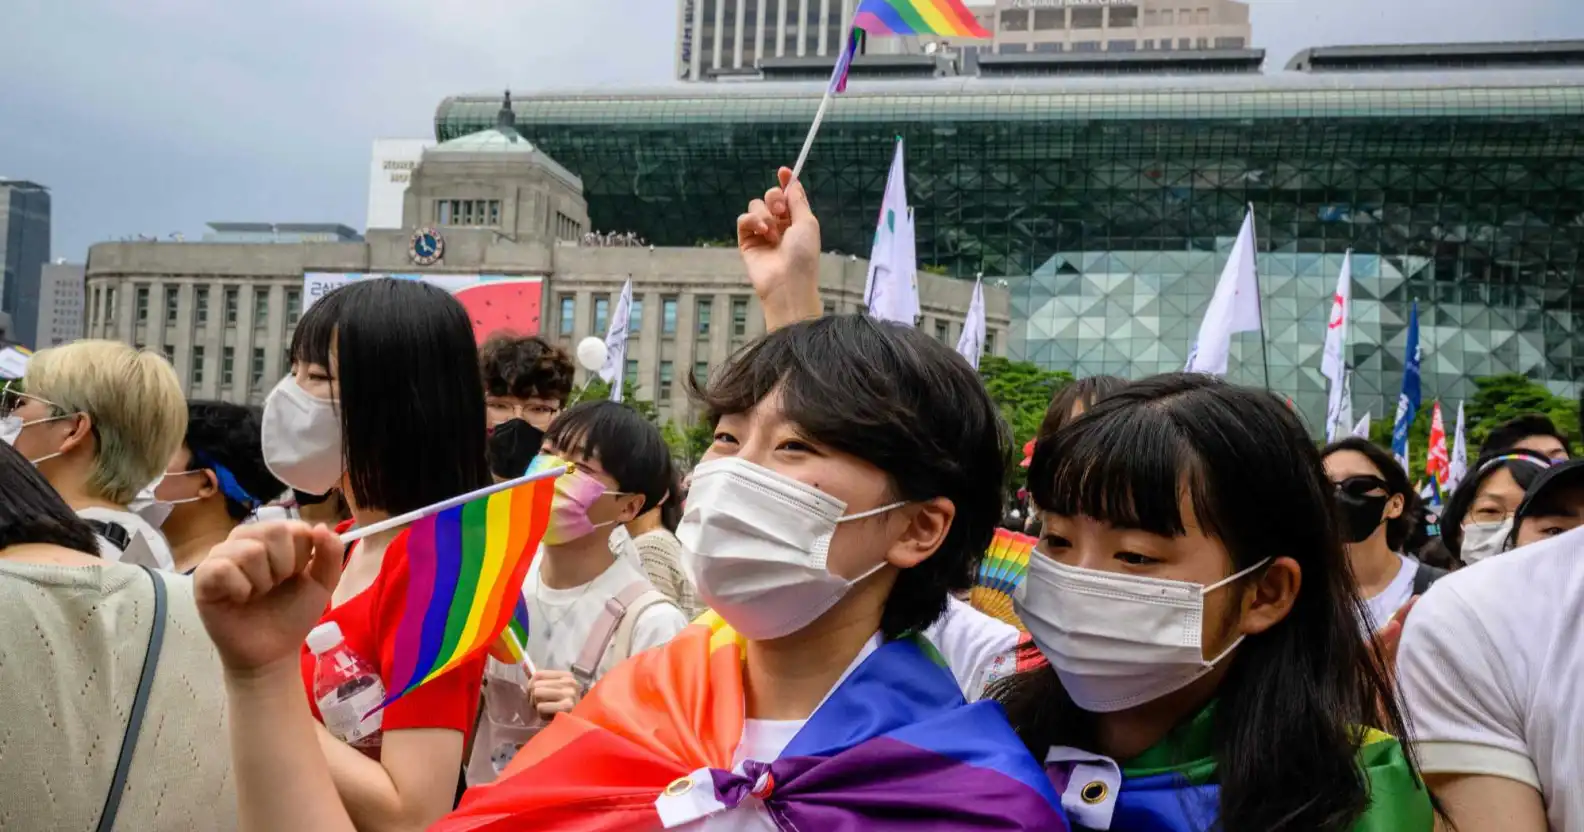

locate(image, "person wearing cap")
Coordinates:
1509 458 1584 550
145 402 285 574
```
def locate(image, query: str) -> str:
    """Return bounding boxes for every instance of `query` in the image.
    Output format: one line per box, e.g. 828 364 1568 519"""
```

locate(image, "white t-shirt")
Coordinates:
1396 528 1584 832
76 506 175 572
1360 553 1418 634
923 596 1022 701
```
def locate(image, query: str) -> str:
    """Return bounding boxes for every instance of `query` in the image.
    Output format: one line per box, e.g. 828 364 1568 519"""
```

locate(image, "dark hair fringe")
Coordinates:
1037 375 1129 440
479 333 576 405
544 400 672 514
1480 413 1570 459
1440 448 1551 556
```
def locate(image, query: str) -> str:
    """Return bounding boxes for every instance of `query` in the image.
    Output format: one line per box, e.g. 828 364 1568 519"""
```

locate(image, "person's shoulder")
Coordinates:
1427 530 1584 616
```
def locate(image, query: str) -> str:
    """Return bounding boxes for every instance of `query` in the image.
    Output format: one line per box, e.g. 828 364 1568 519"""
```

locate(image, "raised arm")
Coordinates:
738 167 824 331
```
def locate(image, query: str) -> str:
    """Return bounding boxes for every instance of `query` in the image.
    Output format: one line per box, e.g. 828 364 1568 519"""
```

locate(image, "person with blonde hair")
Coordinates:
1 340 187 569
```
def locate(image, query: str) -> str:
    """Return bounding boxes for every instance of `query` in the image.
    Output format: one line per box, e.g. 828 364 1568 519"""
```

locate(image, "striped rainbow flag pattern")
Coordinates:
854 0 991 38
971 528 1036 629
488 597 532 665
378 475 556 710
438 613 1068 831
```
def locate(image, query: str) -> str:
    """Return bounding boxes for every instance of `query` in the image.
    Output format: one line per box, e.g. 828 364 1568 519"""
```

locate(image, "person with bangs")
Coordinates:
1440 450 1551 566
998 374 1436 831
188 168 1065 831
259 278 496 830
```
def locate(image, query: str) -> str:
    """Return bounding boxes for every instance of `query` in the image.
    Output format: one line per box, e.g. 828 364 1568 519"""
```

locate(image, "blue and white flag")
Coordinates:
601 279 634 402
864 139 920 327
1391 301 1422 472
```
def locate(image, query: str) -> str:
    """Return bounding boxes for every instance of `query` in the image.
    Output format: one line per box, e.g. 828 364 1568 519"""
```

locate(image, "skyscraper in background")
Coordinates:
0 179 51 349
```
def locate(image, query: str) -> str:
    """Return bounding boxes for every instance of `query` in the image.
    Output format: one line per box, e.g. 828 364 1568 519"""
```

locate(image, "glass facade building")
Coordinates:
435 71 1584 430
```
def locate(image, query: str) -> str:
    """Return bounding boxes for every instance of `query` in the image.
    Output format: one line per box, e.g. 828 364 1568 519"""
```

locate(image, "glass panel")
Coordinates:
192 346 205 386
222 347 234 385
166 289 179 325
252 347 266 386
254 289 269 327
697 298 712 335
285 290 302 327
225 288 239 324
135 287 149 322
559 295 576 335
594 297 610 334
732 297 748 336
630 298 644 334
195 288 209 326
663 298 678 334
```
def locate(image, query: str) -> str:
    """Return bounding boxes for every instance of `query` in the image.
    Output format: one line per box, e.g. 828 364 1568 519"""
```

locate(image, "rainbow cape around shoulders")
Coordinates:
437 613 1068 831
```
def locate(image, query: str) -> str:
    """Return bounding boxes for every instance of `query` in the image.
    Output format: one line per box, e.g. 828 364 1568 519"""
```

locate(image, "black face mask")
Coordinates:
1336 491 1390 544
488 419 545 481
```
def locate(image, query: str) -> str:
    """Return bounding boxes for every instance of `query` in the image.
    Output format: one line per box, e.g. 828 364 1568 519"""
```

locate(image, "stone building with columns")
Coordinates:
83 96 1008 423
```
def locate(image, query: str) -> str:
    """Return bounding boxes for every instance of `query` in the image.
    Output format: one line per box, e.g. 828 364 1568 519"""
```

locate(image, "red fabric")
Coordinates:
299 520 485 753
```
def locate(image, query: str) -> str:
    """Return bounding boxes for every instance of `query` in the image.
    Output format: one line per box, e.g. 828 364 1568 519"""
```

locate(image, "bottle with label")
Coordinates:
307 622 386 753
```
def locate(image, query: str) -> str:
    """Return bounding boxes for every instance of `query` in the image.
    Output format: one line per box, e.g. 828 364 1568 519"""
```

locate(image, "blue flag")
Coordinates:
1391 301 1421 471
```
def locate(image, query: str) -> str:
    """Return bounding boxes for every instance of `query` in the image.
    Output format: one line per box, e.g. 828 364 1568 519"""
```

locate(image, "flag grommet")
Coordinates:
664 776 695 798
1081 781 1108 804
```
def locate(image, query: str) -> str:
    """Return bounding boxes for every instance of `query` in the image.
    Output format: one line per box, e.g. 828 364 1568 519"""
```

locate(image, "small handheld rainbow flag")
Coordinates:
376 471 557 710
489 596 532 665
971 528 1036 629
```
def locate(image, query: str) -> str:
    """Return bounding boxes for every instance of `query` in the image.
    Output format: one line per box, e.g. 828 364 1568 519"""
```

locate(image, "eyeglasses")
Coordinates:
1335 475 1391 497
0 388 57 420
487 400 561 422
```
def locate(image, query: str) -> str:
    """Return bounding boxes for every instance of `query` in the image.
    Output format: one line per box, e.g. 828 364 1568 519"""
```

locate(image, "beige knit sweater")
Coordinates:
0 560 236 831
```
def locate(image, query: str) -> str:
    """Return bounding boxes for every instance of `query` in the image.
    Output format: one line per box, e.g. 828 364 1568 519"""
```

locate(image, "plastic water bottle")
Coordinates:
307 622 386 753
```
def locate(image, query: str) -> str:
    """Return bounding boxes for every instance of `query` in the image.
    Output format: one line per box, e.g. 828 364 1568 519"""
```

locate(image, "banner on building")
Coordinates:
302 273 543 342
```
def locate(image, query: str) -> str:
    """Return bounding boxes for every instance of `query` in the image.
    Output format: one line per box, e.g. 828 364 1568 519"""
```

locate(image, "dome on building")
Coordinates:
432 91 536 153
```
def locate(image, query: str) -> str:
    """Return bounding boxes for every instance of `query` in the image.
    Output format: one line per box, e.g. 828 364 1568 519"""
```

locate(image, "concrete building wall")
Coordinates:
986 0 1250 54
37 263 85 348
0 181 52 348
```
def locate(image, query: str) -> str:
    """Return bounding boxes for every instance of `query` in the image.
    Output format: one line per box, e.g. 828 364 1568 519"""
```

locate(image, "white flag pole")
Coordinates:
791 92 835 182
338 466 566 545
506 628 537 677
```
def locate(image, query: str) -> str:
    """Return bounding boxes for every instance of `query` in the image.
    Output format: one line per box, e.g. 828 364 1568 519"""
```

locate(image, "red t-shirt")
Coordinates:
300 520 485 756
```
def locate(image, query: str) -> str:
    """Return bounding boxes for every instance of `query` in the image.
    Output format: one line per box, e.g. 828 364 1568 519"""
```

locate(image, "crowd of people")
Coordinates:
0 165 1578 831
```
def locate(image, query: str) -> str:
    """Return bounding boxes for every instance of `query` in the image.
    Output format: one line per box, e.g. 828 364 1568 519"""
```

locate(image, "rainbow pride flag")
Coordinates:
854 0 990 38
489 597 531 665
437 614 1068 831
378 475 556 710
971 528 1035 629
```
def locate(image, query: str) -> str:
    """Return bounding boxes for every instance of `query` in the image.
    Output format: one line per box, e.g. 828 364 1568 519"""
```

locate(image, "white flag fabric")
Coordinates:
601 279 633 402
864 140 919 327
1335 370 1354 442
1322 253 1353 441
1448 401 1469 493
1352 412 1372 439
1184 209 1262 377
956 277 986 369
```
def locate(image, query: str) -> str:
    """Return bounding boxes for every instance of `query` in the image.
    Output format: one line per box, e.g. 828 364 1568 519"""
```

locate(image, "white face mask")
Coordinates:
261 376 344 496
1014 554 1270 713
129 472 204 529
677 457 903 640
0 412 75 465
1460 517 1513 565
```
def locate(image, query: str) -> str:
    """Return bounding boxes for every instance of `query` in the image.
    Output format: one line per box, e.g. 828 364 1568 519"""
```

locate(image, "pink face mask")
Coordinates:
533 455 620 546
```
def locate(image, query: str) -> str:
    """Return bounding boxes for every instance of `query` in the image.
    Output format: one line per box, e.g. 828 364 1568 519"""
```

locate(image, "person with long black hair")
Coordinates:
260 278 494 830
997 374 1435 831
1440 450 1550 566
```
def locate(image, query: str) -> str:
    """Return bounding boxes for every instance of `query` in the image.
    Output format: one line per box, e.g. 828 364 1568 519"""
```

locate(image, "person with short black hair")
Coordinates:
1441 450 1551 565
479 333 575 431
1509 458 1584 549
610 460 700 618
1321 437 1441 632
146 401 284 573
1479 413 1571 462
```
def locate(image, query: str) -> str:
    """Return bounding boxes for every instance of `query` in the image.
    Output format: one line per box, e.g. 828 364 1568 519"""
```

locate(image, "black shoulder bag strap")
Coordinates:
95 566 168 832
1412 563 1448 596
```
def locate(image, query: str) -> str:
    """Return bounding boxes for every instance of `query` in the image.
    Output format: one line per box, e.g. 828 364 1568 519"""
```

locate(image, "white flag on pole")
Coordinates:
1336 370 1354 441
601 279 633 402
1322 252 1353 441
956 276 986 369
1352 411 1372 439
1184 208 1262 377
864 140 919 327
1448 401 1469 493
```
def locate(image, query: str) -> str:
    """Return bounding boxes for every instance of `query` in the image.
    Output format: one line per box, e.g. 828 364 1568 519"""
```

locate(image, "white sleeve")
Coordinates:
923 598 1021 701
628 602 689 655
1395 583 1540 788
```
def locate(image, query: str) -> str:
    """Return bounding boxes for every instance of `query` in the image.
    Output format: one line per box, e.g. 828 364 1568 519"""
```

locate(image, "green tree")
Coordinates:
977 355 1073 488
574 379 659 424
1467 373 1580 452
662 417 714 469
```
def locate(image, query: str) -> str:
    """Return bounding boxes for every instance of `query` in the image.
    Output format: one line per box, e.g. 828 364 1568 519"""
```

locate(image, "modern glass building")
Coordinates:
435 62 1584 430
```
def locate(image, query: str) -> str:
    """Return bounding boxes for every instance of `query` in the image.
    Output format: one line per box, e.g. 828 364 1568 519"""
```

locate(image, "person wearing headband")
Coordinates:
142 401 284 574
1441 450 1551 566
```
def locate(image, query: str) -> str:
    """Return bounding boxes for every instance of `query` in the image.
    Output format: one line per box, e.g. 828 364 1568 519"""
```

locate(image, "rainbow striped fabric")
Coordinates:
379 475 556 709
439 614 1068 831
971 528 1036 629
489 597 532 665
854 0 991 38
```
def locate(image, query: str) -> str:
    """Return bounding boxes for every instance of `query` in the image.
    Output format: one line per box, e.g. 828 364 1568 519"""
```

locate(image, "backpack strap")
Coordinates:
86 519 132 554
609 590 673 670
569 581 655 690
1412 563 1448 596
96 567 167 832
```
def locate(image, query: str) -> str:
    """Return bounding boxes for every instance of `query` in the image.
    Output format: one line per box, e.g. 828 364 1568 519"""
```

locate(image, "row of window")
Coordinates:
556 294 752 339
436 199 501 227
121 285 303 330
129 343 275 392
996 36 1239 54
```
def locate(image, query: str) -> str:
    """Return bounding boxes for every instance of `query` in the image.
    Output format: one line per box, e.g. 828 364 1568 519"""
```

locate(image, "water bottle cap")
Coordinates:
306 621 346 655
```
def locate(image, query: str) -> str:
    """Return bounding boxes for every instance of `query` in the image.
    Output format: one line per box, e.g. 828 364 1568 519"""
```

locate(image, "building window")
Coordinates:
1000 43 1028 54
1160 9 1174 24
1179 38 1192 49
436 199 503 227
135 286 149 323
696 298 712 336
594 296 610 334
165 288 180 326
285 289 302 328
999 9 1029 30
630 298 644 334
162 344 175 362
1072 7 1103 28
1143 39 1155 49
106 287 118 323
625 359 639 387
1033 9 1064 29
1144 9 1158 25
694 361 709 385
731 297 748 336
1108 5 1139 27
1074 40 1102 52
1195 37 1208 49
935 321 950 343
254 289 269 327
222 347 235 387
1215 36 1246 49
662 297 678 335
251 347 266 388
1034 42 1063 53
195 288 209 326
1109 40 1137 51
822 301 835 317
224 287 239 325
191 346 205 387
559 295 575 335
658 361 674 401
1197 7 1210 24
986 331 997 355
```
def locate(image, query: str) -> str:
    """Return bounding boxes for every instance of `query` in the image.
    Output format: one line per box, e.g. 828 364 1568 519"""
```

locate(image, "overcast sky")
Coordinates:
3 0 1582 260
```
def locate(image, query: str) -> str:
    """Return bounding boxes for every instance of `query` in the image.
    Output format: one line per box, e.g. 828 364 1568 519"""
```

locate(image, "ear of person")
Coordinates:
1236 556 1301 637
883 498 955 570
194 520 345 676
